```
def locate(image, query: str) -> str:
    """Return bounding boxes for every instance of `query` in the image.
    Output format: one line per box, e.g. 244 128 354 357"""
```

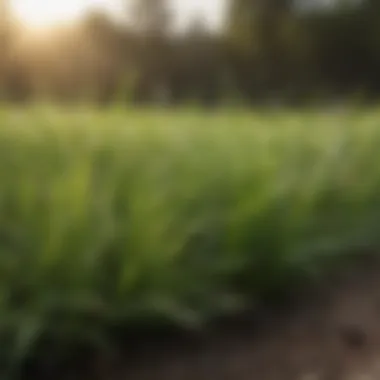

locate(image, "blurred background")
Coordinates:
3 2 380 379
0 0 379 107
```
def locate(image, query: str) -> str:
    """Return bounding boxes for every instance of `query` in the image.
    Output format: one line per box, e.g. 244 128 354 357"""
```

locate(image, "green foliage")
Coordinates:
0 106 379 374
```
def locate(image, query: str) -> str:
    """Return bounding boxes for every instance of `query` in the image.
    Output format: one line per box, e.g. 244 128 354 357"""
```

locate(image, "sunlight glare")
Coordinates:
11 0 90 29
10 0 226 31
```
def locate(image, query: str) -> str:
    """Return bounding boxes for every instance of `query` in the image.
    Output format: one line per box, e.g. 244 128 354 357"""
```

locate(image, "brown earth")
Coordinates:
24 252 380 380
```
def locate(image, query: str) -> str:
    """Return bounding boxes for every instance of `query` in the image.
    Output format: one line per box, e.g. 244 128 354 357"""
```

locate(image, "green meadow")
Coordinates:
0 105 380 372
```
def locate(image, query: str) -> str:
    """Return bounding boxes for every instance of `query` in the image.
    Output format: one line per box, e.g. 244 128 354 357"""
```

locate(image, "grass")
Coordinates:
0 104 380 375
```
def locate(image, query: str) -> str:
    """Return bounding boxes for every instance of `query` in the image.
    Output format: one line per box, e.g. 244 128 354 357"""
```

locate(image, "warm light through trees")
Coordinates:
0 0 380 105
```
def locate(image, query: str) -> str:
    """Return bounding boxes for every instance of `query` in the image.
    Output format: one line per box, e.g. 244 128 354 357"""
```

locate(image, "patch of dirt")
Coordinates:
24 253 380 380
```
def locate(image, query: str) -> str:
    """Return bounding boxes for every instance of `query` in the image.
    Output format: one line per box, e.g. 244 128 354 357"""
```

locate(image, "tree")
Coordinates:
176 14 223 105
0 0 11 96
129 0 173 103
226 0 294 100
129 0 171 37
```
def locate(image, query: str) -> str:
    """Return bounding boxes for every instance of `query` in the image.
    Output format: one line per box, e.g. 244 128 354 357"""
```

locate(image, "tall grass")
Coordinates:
0 105 380 374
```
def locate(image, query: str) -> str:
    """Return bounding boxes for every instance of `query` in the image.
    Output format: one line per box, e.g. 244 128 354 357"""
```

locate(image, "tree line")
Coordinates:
0 0 380 106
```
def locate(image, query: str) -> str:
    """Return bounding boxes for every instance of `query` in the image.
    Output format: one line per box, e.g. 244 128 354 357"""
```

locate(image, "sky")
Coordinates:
170 0 228 30
10 0 228 32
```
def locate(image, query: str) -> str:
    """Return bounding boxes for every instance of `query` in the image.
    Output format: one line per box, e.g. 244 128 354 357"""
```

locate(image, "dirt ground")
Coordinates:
24 253 380 380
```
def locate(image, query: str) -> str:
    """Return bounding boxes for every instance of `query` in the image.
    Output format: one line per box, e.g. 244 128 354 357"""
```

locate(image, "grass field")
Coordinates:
1 105 380 375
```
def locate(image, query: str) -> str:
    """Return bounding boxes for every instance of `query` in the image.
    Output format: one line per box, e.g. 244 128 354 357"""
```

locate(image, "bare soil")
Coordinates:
23 253 380 380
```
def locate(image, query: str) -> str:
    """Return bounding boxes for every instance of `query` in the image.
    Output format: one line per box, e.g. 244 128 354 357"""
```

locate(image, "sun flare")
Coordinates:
11 0 90 29
10 0 226 31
